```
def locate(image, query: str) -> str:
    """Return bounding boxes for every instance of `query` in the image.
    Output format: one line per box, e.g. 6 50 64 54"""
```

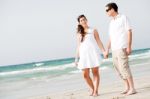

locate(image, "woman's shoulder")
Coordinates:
89 27 97 33
76 33 82 38
76 32 80 35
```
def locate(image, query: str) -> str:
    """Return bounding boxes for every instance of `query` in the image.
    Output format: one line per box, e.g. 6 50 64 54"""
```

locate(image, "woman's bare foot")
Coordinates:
89 89 94 96
93 91 99 97
89 92 94 96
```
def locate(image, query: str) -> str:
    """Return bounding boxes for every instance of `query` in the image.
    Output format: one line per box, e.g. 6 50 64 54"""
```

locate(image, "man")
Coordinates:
105 2 136 95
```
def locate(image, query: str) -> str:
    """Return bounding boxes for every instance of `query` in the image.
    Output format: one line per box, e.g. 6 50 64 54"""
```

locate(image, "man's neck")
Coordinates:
112 12 118 20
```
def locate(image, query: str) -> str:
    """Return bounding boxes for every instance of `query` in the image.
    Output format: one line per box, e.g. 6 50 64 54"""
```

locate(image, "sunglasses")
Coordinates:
106 8 111 12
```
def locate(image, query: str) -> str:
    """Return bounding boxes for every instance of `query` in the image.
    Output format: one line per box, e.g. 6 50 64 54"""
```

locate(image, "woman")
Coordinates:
75 14 107 96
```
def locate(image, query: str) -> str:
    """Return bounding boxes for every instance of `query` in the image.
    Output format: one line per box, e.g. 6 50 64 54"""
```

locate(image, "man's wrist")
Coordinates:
127 46 131 49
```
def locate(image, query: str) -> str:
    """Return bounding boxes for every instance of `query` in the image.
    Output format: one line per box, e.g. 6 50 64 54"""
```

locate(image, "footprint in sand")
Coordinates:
112 96 125 99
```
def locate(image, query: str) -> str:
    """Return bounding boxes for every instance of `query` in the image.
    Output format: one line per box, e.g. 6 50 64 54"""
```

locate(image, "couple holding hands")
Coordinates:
75 2 136 97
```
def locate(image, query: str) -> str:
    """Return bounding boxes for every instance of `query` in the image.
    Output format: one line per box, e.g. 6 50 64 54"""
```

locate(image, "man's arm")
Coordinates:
126 29 132 55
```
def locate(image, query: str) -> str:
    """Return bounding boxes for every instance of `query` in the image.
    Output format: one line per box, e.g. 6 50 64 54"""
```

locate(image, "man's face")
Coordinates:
105 7 113 17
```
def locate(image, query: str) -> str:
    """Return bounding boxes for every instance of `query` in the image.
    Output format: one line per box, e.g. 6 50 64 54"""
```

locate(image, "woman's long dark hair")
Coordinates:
77 15 87 42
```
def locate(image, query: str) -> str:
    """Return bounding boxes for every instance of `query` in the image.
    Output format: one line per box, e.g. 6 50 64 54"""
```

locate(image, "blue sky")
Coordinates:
0 0 149 66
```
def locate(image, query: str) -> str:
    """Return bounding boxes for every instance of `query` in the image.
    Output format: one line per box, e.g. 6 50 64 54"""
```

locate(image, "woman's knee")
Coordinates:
83 69 90 79
92 67 99 76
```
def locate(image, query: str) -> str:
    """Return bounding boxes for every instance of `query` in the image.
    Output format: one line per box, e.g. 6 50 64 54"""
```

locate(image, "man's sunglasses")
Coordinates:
106 8 111 12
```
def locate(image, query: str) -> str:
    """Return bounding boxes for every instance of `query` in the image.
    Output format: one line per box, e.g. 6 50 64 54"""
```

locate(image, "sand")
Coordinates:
28 63 150 99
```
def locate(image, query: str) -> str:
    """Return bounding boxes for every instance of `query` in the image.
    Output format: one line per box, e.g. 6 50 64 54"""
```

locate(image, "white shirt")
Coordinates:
109 14 132 51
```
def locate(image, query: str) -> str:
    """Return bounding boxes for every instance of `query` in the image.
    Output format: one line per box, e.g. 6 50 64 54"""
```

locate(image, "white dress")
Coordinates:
78 27 102 69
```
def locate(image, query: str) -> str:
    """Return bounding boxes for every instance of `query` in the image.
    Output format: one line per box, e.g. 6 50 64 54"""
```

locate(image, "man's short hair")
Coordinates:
106 2 118 12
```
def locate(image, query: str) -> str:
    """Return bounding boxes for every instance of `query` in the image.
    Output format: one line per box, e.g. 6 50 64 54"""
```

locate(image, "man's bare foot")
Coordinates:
120 89 129 94
126 89 137 95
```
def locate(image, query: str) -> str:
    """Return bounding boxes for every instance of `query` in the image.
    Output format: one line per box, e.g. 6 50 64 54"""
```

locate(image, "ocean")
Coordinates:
0 48 150 83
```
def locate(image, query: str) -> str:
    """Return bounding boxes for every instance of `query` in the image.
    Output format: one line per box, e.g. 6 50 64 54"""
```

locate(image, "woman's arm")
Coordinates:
106 37 111 54
94 29 107 58
75 33 81 63
94 29 105 52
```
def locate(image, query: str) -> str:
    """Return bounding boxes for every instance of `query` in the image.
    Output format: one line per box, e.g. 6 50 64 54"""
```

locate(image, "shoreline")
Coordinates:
28 63 150 99
0 62 150 99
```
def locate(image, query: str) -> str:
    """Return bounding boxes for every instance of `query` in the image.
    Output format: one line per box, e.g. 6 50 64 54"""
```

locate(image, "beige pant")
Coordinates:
112 49 132 79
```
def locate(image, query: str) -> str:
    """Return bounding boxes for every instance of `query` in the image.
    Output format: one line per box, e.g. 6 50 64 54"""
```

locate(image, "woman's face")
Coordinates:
79 17 87 27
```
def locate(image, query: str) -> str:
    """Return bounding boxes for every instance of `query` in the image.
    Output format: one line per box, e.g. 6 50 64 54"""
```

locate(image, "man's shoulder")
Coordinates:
120 14 128 20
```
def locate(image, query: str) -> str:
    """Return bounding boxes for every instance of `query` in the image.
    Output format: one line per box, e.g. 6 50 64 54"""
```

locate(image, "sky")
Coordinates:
0 0 149 66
